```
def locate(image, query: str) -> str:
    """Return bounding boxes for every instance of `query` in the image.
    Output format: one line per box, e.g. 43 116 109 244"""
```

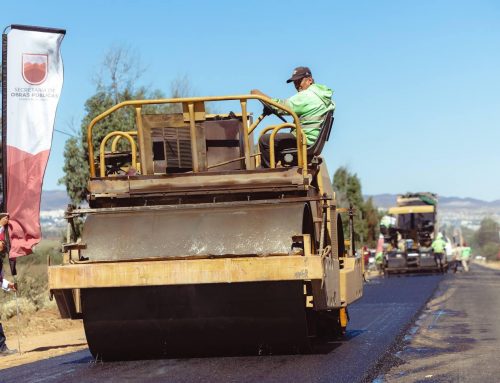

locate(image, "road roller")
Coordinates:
48 95 363 360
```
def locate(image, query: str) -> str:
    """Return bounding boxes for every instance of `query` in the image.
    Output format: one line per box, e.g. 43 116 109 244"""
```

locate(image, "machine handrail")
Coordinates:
87 95 304 178
268 124 295 168
111 131 137 152
99 131 138 177
257 124 308 168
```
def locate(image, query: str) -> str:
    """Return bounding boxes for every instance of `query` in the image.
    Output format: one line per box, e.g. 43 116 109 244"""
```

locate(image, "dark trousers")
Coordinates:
0 323 6 350
258 133 297 168
434 252 444 271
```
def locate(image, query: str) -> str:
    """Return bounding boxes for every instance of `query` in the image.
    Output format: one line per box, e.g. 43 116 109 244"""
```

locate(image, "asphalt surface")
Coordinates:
0 273 443 383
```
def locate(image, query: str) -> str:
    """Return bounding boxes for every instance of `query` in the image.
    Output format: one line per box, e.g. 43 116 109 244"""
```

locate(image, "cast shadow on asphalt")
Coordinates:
383 273 446 279
310 328 365 354
62 353 94 365
61 330 366 366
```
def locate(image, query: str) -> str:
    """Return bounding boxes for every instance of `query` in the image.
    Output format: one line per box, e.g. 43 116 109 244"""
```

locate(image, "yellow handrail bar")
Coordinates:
240 100 253 170
99 131 137 178
300 130 308 168
257 123 307 169
258 125 285 138
257 125 288 168
268 123 296 168
111 131 137 152
248 113 266 134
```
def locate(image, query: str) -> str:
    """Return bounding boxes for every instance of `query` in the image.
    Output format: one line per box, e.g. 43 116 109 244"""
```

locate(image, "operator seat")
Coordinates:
280 110 334 165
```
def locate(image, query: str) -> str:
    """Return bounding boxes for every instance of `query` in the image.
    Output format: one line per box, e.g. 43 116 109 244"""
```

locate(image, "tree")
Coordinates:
332 167 368 246
474 217 499 247
363 197 380 248
93 45 145 104
481 242 500 261
474 217 500 260
460 225 476 247
59 135 88 205
59 46 197 206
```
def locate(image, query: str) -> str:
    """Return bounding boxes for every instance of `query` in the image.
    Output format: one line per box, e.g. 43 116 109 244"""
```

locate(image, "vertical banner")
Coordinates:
2 25 65 258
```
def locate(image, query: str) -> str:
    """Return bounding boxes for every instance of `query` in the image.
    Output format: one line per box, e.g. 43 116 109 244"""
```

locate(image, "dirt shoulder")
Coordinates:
382 264 500 382
0 305 87 370
479 260 500 270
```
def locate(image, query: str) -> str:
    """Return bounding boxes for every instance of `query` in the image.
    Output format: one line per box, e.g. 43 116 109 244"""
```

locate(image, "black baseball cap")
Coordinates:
286 66 312 83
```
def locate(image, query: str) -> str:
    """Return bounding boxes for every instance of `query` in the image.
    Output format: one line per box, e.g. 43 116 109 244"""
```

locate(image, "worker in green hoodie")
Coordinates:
461 243 472 272
431 232 447 273
251 66 335 168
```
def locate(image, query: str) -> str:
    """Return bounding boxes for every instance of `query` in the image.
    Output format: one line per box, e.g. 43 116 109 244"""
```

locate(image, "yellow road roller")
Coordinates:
48 95 363 360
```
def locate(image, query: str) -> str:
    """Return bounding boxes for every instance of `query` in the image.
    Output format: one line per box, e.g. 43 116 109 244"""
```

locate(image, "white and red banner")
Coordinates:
2 25 65 258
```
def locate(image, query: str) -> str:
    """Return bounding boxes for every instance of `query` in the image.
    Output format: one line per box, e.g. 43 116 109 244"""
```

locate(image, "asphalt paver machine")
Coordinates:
383 192 442 274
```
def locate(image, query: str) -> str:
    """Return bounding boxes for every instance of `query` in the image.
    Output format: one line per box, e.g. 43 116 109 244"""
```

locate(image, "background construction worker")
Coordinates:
431 232 447 273
461 243 472 272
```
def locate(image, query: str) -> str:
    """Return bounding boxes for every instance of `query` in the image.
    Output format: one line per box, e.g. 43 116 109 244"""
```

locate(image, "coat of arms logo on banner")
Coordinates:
22 53 48 85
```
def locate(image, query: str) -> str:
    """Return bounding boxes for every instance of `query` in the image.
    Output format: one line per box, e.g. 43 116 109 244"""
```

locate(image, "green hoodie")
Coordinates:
431 233 446 253
273 83 335 145
461 246 471 260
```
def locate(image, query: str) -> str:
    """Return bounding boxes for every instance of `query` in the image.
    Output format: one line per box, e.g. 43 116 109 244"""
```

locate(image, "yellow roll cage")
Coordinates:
86 95 306 178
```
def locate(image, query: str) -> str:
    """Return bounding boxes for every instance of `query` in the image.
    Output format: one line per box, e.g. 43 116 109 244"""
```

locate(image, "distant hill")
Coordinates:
364 194 397 209
366 194 500 210
37 190 498 233
41 190 70 211
41 190 500 211
439 196 500 209
41 189 500 212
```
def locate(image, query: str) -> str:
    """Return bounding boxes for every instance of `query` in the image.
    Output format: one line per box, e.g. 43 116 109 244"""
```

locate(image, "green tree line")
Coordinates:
332 166 381 248
465 218 500 260
59 46 195 206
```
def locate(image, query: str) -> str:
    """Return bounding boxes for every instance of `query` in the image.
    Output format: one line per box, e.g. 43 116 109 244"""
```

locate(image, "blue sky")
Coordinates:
2 0 499 201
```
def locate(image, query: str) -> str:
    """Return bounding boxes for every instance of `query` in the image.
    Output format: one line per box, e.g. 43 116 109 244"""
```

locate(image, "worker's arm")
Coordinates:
250 89 290 116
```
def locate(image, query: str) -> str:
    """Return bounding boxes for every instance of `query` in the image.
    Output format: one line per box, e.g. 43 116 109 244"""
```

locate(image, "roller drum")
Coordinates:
82 202 308 261
82 281 309 360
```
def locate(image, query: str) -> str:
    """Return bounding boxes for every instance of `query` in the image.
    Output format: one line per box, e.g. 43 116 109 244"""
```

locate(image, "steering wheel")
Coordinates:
258 99 287 123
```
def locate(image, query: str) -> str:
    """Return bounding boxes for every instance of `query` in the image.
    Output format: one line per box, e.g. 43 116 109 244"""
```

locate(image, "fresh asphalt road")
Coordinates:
0 273 443 383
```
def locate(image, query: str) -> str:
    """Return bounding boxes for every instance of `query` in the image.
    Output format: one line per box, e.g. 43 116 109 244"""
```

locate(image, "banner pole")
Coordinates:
14 289 21 353
1 31 15 277
1 31 7 213
2 31 20 354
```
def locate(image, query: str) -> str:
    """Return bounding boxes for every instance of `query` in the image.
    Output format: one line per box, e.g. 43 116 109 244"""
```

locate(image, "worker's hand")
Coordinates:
8 282 16 292
0 214 9 227
262 103 274 116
